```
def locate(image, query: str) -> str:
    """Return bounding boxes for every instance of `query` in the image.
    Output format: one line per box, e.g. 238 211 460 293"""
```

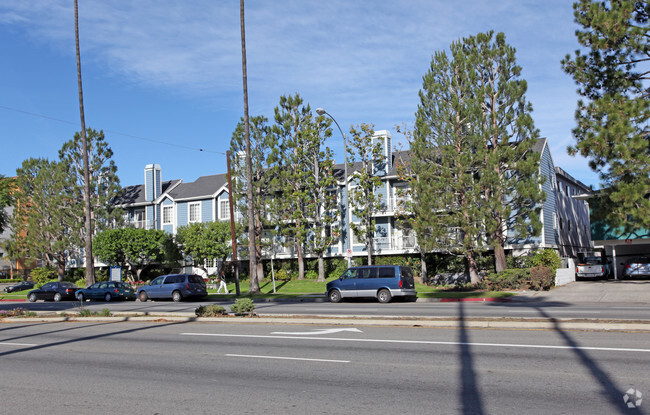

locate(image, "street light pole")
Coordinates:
316 108 352 268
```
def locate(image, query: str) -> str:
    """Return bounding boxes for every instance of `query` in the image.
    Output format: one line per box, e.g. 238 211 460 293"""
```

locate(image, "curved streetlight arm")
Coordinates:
316 108 352 267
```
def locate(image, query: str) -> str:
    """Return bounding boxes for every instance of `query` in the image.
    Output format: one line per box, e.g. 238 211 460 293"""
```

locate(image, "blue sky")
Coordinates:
0 1 600 188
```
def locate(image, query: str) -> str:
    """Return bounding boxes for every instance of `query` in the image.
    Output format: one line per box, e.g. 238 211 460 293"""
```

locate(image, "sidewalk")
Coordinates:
508 280 650 304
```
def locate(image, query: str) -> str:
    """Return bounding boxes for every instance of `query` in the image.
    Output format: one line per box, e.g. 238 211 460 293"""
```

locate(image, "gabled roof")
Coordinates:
113 179 181 206
166 173 228 201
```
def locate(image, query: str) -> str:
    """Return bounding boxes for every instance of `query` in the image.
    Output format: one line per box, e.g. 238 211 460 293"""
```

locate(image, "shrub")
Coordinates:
75 278 87 288
77 308 113 317
529 266 555 291
0 308 31 318
305 270 318 279
31 267 57 285
275 269 290 281
530 249 562 272
230 298 255 315
481 268 530 291
195 304 227 317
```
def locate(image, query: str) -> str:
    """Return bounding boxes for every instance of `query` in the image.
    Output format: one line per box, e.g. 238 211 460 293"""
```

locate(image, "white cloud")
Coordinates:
0 0 603 186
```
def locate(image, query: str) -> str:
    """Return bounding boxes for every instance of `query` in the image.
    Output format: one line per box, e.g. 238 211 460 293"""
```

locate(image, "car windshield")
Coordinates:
583 257 602 265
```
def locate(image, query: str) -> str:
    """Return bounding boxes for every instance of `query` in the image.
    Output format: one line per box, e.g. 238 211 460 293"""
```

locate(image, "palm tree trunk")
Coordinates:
74 0 94 286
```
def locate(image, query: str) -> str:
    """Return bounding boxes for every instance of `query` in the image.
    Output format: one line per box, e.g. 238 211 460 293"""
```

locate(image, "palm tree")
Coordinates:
240 0 258 293
74 0 95 286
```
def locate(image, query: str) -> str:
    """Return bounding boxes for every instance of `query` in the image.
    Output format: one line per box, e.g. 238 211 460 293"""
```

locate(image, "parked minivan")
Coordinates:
137 274 207 302
326 265 416 303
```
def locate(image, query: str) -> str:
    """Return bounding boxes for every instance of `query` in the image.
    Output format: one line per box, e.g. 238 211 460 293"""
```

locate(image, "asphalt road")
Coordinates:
3 298 650 321
1 320 649 414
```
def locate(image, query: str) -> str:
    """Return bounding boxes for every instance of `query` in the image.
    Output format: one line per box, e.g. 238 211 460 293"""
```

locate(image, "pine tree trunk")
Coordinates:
420 251 427 283
297 241 304 279
467 252 480 285
57 254 65 282
494 244 507 273
317 255 325 282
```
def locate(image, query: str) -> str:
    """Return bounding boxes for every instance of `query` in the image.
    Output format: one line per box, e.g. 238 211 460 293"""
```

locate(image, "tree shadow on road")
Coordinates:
0 320 186 358
458 301 485 415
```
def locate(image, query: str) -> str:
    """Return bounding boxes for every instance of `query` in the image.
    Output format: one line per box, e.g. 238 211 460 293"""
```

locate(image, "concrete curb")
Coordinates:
3 313 650 332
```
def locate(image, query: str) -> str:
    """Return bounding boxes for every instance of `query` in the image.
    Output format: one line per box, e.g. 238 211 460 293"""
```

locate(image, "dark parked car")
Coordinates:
27 282 80 302
4 281 35 293
76 281 136 302
137 274 207 302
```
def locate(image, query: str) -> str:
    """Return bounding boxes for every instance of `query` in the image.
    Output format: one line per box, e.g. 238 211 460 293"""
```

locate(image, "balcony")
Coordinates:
128 220 151 229
372 234 418 252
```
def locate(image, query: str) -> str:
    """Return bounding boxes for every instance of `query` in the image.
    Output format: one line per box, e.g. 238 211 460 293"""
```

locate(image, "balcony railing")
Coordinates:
128 220 150 229
372 234 418 251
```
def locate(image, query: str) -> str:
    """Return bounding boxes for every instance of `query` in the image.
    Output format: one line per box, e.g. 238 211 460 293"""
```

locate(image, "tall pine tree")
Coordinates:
468 32 544 273
347 124 385 266
413 42 488 283
562 0 649 233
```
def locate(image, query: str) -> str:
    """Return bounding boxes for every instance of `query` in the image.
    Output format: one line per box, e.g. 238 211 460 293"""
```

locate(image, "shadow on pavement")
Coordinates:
0 320 186 358
458 301 485 415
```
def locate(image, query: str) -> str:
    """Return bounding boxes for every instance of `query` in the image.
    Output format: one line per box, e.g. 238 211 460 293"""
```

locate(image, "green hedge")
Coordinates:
481 266 554 291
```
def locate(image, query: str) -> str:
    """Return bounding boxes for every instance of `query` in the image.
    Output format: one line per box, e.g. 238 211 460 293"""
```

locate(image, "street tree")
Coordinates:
12 158 76 280
269 94 315 279
59 128 122 234
301 113 339 281
562 0 650 232
468 31 545 273
176 221 233 275
74 0 95 286
412 42 489 284
346 123 385 266
230 115 274 288
0 175 15 234
412 32 544 282
93 228 180 280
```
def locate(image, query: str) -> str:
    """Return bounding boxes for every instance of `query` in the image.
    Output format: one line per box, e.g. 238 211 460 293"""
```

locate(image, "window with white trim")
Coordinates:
162 206 173 225
189 202 201 223
219 199 230 220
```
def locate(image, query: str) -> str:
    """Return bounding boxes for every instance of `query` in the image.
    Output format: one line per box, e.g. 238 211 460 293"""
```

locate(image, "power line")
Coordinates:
0 104 225 155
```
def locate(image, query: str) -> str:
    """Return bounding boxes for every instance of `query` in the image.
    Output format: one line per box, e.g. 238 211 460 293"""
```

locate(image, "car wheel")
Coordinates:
28 293 37 302
104 293 112 302
139 291 148 302
377 289 392 303
53 293 62 302
328 290 341 303
77 293 85 302
172 290 182 302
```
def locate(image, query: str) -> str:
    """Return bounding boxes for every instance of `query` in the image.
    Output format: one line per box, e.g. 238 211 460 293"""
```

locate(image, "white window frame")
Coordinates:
189 202 201 223
162 205 173 225
219 199 230 220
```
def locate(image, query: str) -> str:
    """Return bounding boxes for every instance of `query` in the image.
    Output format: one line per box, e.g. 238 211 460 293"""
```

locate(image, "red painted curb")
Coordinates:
440 297 510 302
0 299 27 302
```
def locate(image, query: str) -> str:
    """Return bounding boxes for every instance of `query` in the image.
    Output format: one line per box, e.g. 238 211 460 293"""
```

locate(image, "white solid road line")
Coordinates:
0 342 37 347
508 310 602 314
181 332 650 354
225 354 350 363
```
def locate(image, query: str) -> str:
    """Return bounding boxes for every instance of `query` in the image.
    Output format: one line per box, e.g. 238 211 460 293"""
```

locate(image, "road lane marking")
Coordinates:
181 332 650 354
508 310 602 314
225 354 350 363
271 328 362 335
0 342 37 347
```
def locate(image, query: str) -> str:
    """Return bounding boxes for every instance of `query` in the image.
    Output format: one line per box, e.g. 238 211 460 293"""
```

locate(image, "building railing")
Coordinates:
372 234 418 251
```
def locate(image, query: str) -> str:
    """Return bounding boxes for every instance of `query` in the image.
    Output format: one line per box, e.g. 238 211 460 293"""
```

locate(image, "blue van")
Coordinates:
326 265 417 303
137 274 207 302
